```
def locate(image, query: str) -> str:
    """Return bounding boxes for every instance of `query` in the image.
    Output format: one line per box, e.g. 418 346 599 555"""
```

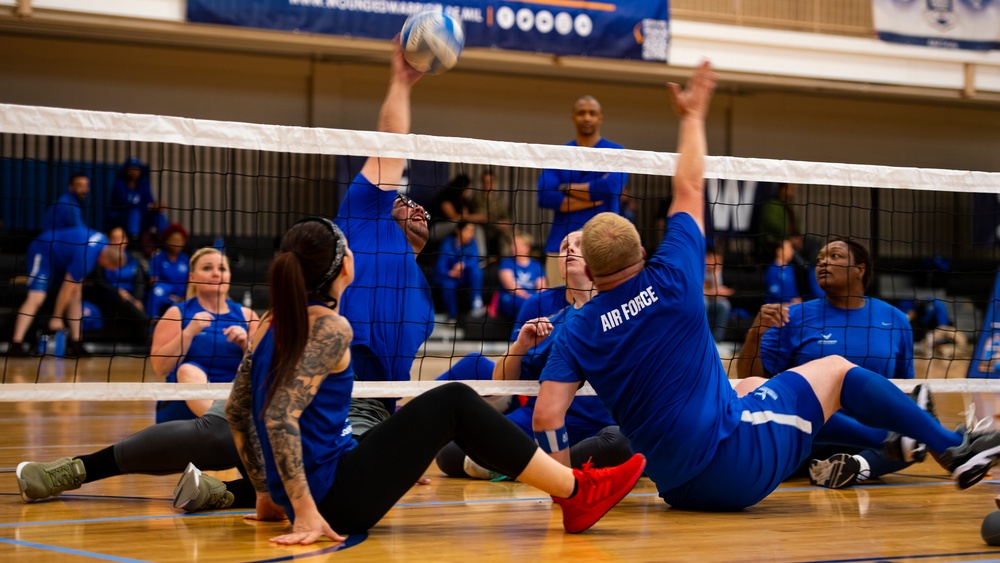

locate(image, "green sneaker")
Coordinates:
16 457 86 503
172 463 234 513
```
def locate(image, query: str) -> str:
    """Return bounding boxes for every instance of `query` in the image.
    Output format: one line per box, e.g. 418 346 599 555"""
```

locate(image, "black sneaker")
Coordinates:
64 340 90 358
883 383 937 462
912 383 937 421
809 453 868 489
883 432 927 463
939 430 1000 489
5 342 29 357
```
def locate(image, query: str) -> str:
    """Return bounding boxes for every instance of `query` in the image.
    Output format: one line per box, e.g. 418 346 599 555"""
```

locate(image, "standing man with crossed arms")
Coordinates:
537 96 628 285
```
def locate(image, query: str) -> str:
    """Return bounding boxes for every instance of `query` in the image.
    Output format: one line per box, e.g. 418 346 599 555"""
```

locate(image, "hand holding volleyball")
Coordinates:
400 11 464 75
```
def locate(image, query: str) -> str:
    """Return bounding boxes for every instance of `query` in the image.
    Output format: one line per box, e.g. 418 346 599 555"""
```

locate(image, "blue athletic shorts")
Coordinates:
25 244 52 292
660 370 824 511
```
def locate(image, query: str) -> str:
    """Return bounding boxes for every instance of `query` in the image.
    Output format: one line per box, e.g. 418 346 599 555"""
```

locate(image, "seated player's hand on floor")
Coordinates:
244 493 287 522
271 508 345 546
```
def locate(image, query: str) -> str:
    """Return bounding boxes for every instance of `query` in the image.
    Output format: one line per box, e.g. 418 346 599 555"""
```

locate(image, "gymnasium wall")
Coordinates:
2 34 999 173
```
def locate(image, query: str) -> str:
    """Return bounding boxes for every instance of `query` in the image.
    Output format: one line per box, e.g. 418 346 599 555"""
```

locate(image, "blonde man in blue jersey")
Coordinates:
533 60 1000 511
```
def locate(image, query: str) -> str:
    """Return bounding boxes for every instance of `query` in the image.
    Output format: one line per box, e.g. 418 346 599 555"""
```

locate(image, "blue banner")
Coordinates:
187 0 669 61
874 0 1000 51
969 269 1000 378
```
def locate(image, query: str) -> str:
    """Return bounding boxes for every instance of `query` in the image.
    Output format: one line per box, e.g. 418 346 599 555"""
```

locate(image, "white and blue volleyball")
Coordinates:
400 11 464 74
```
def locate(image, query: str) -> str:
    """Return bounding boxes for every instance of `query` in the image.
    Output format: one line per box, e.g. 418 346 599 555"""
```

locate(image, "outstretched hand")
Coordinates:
668 60 717 120
270 509 345 546
391 38 424 87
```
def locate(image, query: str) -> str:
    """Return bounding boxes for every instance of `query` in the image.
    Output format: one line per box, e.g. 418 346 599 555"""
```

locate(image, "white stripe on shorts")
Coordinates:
740 410 812 434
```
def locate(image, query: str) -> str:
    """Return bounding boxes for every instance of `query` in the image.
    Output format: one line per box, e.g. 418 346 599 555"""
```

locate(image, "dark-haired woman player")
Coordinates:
225 217 646 544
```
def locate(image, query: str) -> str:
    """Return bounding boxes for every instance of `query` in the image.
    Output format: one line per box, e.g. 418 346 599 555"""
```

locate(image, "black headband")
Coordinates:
292 217 346 300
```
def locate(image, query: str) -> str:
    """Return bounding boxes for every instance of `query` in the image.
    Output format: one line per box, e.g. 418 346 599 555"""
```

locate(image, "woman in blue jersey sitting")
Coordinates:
735 238 920 488
225 217 645 543
436 230 631 479
150 246 259 423
496 230 547 319
147 223 191 318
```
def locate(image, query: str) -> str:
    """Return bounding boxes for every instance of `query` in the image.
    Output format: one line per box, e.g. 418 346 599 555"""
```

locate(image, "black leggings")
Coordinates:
435 425 633 478
317 382 538 533
78 412 239 483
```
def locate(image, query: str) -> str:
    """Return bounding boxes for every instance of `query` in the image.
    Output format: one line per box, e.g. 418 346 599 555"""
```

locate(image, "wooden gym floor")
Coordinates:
1 354 999 562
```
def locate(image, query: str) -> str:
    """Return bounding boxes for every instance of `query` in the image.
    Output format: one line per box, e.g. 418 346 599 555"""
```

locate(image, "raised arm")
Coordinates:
359 45 424 190
666 61 717 233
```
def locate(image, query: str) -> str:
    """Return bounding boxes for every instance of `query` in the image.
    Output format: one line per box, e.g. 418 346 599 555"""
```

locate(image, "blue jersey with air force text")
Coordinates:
541 213 740 493
760 297 914 379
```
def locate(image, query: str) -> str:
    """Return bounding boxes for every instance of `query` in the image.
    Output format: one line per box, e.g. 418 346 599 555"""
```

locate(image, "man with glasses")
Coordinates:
334 45 434 420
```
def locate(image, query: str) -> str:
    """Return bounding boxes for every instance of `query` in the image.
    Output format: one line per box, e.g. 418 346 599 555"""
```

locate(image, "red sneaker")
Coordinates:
552 453 646 533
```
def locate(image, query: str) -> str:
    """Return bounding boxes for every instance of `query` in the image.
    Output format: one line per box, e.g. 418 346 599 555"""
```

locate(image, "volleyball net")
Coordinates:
1 102 1000 402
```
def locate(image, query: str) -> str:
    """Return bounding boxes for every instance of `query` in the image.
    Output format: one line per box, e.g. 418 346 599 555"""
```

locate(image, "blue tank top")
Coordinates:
165 298 247 383
251 326 357 520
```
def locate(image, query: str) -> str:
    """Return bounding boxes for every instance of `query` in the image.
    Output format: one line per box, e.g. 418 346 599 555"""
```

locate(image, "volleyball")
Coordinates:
984 510 1000 546
400 10 464 75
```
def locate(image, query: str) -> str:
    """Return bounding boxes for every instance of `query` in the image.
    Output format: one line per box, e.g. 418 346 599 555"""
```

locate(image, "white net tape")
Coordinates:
2 103 999 193
0 378 994 402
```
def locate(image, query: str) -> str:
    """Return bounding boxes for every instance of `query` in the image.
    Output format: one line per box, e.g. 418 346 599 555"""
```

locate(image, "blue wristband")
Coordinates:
534 426 570 453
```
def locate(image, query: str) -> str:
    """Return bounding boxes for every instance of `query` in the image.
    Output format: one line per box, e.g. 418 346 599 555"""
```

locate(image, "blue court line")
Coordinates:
0 509 245 528
249 534 367 562
0 537 151 562
796 550 1000 563
0 521 367 562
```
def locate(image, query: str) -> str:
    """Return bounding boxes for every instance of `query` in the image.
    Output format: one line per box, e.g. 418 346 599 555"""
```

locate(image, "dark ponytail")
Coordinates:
262 219 345 415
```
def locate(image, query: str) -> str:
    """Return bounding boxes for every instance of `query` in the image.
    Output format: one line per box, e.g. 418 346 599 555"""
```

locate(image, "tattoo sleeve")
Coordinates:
226 347 269 493
265 314 352 505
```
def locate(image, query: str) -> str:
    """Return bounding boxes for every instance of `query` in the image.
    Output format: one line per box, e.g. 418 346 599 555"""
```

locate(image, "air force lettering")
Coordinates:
600 286 659 332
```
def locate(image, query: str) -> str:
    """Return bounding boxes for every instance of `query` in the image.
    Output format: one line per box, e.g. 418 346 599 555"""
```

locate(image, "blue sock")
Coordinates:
839 366 961 454
814 411 887 450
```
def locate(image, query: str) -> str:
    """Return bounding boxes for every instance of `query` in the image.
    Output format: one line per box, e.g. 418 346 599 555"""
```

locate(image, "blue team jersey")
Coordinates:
26 228 108 291
103 253 141 294
149 252 190 295
765 263 800 304
537 138 628 253
759 297 914 379
164 298 247 383
499 257 545 295
334 174 434 382
251 327 357 521
520 305 615 428
511 286 571 340
42 192 86 231
541 213 739 493
434 235 480 279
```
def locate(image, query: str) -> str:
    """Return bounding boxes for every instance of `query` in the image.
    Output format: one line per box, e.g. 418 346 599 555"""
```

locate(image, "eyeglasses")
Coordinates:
395 194 431 221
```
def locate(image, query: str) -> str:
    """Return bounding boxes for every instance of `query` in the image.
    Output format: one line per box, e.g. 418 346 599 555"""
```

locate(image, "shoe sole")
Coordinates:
808 454 858 489
173 463 201 511
565 456 646 534
15 461 36 503
952 444 1000 489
